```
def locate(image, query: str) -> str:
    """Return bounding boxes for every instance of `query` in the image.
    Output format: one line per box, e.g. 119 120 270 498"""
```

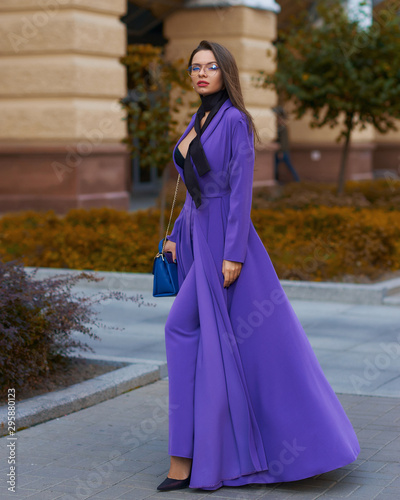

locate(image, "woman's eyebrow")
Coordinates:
191 61 218 65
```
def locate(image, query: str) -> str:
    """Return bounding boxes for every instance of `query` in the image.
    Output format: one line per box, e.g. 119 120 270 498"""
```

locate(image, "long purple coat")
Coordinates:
165 97 360 490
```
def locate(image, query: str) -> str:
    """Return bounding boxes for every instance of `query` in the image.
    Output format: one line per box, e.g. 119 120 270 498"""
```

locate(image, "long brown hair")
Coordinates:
188 40 260 143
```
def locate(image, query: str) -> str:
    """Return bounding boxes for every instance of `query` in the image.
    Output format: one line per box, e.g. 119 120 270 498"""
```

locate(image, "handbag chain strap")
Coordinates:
161 174 181 255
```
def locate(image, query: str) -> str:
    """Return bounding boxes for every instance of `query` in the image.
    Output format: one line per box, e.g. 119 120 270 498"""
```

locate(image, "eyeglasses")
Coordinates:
187 63 220 77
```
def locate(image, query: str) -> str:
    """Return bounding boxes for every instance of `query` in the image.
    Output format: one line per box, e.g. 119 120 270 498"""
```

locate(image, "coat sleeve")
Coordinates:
223 116 255 264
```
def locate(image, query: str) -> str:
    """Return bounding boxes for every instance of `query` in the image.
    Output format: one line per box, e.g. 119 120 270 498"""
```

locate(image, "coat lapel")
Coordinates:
173 98 233 171
200 98 233 145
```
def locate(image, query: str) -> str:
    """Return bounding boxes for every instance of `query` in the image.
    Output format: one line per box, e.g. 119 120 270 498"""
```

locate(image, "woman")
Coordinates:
157 40 360 492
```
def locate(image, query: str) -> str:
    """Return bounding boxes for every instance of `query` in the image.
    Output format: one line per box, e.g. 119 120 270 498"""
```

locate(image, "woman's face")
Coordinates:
190 49 224 96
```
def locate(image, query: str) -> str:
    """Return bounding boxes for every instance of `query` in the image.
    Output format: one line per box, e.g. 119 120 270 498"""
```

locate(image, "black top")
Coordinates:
182 88 229 208
174 146 186 168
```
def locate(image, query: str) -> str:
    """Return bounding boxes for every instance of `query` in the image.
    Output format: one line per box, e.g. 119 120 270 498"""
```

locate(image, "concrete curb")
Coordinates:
0 356 168 437
281 277 400 306
25 267 400 306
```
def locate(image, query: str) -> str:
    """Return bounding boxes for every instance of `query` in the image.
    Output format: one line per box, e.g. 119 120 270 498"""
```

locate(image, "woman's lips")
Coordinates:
197 82 209 86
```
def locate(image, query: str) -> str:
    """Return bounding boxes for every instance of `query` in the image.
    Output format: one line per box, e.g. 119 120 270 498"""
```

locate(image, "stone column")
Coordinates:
0 0 129 213
163 0 281 187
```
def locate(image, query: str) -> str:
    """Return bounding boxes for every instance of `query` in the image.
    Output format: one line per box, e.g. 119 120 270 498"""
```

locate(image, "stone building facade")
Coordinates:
0 0 129 213
0 0 398 213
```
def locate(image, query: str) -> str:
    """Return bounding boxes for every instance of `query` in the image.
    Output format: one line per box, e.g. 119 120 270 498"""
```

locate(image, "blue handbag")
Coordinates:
152 238 179 297
152 174 181 297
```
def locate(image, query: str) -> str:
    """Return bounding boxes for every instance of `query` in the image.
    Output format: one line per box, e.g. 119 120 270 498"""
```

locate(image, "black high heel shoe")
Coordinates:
157 470 192 491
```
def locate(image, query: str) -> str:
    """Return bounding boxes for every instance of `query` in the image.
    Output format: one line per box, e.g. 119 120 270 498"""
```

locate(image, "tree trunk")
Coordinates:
159 165 170 241
337 113 354 196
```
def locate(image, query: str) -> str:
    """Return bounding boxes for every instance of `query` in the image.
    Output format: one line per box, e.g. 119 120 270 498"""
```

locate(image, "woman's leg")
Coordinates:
165 263 200 460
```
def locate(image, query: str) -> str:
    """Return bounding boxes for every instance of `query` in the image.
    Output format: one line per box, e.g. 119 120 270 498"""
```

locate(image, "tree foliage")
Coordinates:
259 0 400 193
120 44 198 175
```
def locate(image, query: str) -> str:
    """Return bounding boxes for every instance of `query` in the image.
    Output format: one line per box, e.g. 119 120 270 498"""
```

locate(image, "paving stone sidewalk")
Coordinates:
1 378 400 500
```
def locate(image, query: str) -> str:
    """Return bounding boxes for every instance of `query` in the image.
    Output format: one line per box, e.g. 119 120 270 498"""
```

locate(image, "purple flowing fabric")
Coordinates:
165 98 360 490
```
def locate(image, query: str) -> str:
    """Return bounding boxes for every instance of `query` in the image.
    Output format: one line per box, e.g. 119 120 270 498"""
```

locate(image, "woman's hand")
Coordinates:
222 259 242 288
164 239 177 263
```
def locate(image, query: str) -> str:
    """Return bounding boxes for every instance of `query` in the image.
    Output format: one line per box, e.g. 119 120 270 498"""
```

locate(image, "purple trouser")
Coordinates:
165 263 199 458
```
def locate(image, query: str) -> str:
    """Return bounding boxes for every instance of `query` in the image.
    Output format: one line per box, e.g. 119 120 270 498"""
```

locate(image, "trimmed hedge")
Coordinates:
252 179 400 211
251 206 400 281
0 209 159 273
0 205 399 282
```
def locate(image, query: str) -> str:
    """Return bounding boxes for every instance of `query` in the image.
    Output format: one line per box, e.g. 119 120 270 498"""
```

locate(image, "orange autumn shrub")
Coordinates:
0 206 399 282
0 208 161 273
251 206 400 281
253 179 400 211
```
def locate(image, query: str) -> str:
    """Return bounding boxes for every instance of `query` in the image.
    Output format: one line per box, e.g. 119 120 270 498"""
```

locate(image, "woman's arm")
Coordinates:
223 116 255 264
